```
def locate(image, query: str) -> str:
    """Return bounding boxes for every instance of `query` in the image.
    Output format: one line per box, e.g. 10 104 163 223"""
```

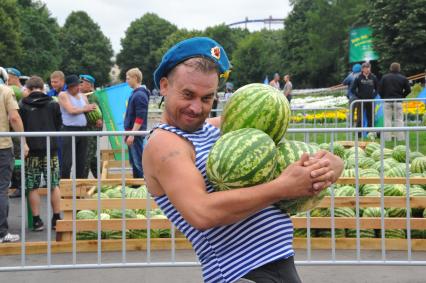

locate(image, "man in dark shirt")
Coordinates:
351 62 378 133
378 62 411 141
123 68 149 178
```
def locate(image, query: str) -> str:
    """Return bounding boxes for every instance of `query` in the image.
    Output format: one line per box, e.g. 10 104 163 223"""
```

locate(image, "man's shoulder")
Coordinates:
145 129 193 162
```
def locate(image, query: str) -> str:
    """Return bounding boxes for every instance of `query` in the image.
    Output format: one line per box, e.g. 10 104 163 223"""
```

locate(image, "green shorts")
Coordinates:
25 155 60 190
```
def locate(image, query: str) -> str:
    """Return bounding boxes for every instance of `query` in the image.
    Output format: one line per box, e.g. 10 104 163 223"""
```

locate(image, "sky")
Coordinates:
41 0 291 54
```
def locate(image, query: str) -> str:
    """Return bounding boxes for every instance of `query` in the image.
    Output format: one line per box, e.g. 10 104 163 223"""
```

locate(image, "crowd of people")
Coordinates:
342 61 411 139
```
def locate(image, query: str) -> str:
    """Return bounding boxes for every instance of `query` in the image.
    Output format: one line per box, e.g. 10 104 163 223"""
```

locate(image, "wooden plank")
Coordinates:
60 199 158 211
59 179 145 187
337 177 426 185
336 177 426 185
291 217 426 229
0 238 193 256
316 196 426 208
293 238 426 251
56 219 172 232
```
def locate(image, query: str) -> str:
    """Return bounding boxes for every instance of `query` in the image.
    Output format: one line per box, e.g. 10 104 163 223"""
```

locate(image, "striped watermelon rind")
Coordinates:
221 83 291 144
86 104 102 125
365 142 381 157
392 145 409 163
411 156 426 174
206 128 277 191
371 148 393 161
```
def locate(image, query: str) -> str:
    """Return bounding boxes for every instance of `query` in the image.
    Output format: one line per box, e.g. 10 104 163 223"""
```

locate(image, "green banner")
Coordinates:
349 26 379 63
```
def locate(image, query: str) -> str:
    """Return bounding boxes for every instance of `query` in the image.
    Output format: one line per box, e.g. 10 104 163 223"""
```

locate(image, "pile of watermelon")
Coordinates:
206 83 333 214
76 185 171 240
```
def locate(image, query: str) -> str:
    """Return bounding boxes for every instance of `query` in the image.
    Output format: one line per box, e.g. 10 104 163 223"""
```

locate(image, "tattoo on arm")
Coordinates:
160 150 181 163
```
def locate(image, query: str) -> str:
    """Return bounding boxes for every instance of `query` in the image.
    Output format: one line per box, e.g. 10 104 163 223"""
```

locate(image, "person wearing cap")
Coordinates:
351 62 378 132
79 74 103 178
47 71 67 97
19 76 62 231
378 62 411 141
4 68 25 198
0 81 28 243
269 72 281 89
58 75 97 179
143 37 342 283
342 64 362 126
123 68 150 178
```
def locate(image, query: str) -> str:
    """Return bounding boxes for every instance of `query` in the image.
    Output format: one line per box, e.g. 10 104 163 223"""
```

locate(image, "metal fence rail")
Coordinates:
0 126 425 272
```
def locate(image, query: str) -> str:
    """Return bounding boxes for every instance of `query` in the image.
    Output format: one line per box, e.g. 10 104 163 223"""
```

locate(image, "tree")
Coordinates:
116 13 177 89
17 0 61 79
60 11 113 86
203 24 249 61
0 0 22 67
231 30 283 87
368 0 426 76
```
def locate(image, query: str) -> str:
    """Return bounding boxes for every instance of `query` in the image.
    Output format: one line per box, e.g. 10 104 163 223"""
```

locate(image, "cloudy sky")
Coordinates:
41 0 291 54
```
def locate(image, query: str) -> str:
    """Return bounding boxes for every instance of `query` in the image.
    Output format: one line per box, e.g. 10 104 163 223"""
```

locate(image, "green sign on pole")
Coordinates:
349 26 379 63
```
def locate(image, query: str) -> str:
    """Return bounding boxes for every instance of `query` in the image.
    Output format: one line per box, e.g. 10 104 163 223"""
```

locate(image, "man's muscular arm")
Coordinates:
143 130 334 231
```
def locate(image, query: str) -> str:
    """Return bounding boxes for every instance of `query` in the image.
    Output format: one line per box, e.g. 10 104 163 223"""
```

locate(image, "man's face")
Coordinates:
126 75 138 89
160 64 219 132
274 74 280 81
51 77 64 91
362 67 371 76
7 74 19 86
79 80 93 93
67 84 79 95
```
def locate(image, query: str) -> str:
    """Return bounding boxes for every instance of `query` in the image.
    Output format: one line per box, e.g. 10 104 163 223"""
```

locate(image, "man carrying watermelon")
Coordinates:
143 37 343 283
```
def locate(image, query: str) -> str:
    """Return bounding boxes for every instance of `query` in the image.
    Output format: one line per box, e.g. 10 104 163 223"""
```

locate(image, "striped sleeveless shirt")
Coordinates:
153 123 294 283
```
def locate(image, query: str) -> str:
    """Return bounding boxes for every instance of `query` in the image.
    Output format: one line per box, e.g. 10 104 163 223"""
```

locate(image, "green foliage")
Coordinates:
231 30 283 86
59 11 113 86
116 13 177 89
17 1 61 78
368 0 426 76
0 0 22 66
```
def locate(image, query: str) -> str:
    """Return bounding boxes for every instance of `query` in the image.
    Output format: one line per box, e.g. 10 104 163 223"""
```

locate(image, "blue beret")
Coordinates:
352 64 361 73
6 67 22 77
79 74 96 85
153 37 230 89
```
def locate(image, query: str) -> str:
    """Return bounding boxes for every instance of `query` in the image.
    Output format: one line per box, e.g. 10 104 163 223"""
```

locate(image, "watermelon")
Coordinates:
372 158 398 172
411 157 426 174
342 169 355 177
11 85 23 101
386 207 409 218
294 228 307 238
409 151 424 162
358 157 375 169
371 148 393 161
344 147 366 159
275 189 329 215
207 128 277 191
106 187 124 199
383 184 406 196
384 229 406 239
316 229 345 238
411 230 426 239
335 186 355 197
275 139 320 174
364 190 381 197
77 231 98 240
85 104 102 125
319 143 345 158
363 207 386 218
361 184 380 196
385 163 409 177
365 142 381 157
392 145 409 163
346 228 376 238
221 83 291 144
76 210 97 219
109 209 137 219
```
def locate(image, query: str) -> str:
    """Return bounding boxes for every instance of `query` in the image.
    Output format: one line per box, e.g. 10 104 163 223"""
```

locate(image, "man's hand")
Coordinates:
126 135 134 146
83 103 97 113
95 119 103 128
303 150 344 183
276 153 333 199
24 143 29 157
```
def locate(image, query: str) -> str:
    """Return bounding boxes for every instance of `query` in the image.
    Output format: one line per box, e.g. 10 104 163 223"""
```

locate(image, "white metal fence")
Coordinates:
0 126 425 272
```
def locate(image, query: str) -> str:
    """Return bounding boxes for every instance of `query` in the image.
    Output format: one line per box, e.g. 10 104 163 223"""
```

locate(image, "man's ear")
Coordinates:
159 77 169 97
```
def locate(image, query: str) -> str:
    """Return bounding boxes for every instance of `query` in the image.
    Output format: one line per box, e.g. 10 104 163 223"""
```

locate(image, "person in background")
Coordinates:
269 73 280 89
58 75 96 178
378 62 411 141
283 74 293 103
351 62 378 133
342 64 362 126
0 76 28 243
224 82 234 101
144 37 343 283
6 68 24 198
47 71 67 97
79 74 103 178
124 68 149 178
19 76 62 231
